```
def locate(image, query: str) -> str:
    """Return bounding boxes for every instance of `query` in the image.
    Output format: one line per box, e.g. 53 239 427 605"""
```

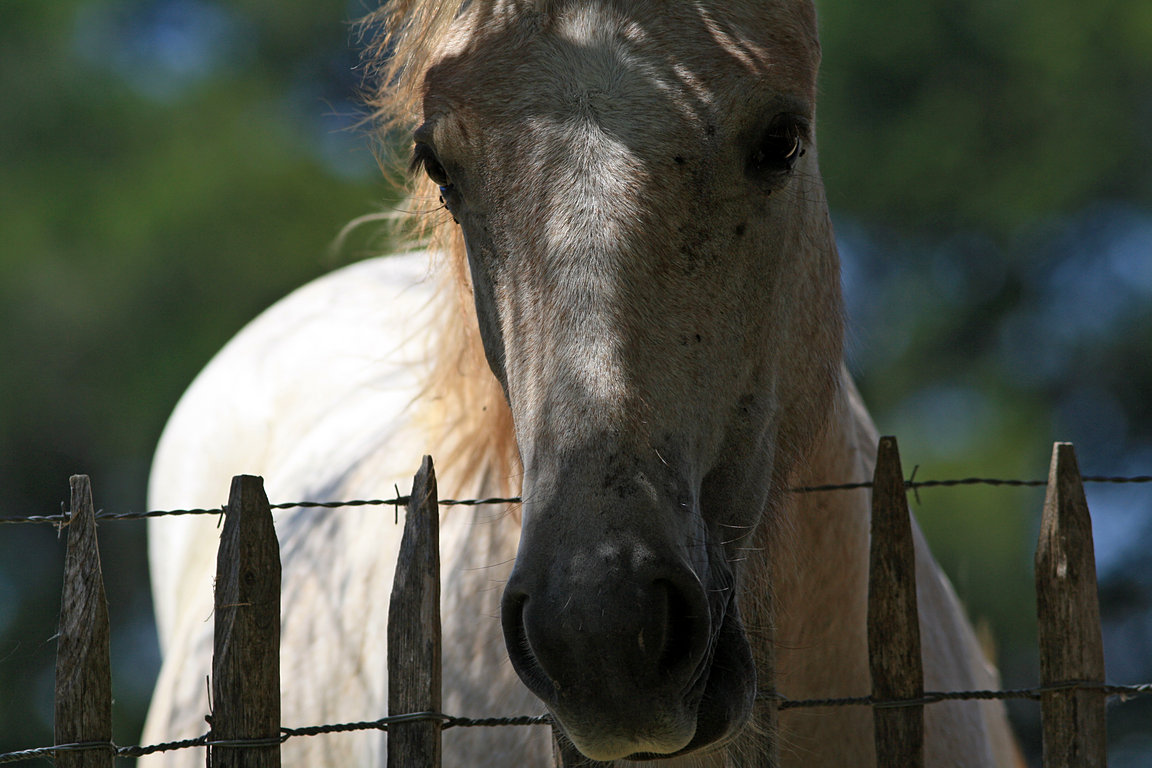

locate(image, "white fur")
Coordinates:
143 253 550 765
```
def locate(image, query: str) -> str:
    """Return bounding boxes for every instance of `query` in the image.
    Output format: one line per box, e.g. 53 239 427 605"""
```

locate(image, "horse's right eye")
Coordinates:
746 115 808 183
411 143 451 188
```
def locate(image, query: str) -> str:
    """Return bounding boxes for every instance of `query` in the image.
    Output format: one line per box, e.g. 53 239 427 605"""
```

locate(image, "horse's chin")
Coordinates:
626 605 757 761
561 603 757 762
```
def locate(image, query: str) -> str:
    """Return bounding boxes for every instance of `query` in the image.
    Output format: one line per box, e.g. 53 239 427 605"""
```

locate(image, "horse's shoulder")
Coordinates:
150 252 436 500
147 252 438 646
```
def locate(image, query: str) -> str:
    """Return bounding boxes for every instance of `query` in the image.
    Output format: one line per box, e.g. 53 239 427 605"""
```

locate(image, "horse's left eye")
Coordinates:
411 143 451 188
746 118 806 181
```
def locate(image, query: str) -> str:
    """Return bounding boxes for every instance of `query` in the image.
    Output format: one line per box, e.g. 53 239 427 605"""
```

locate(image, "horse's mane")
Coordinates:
361 0 521 495
362 0 466 132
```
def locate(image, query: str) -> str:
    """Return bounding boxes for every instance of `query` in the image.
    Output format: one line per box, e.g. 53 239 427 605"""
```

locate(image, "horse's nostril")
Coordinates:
659 584 690 666
501 564 716 727
654 579 710 683
500 587 555 700
500 587 529 655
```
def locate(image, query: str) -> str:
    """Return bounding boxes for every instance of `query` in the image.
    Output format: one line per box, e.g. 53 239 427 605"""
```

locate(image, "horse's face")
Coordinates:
416 0 840 759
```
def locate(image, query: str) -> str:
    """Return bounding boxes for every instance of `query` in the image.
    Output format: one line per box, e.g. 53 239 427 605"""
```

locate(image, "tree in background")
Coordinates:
0 0 393 753
1 0 1149 763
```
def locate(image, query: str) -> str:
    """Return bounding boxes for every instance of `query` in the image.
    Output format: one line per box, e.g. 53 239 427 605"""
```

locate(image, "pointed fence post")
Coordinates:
1035 443 1107 768
868 436 924 768
388 456 442 768
209 475 281 768
54 475 114 768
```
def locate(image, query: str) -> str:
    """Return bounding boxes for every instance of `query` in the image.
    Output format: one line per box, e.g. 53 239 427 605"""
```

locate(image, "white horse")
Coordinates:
142 1 1022 765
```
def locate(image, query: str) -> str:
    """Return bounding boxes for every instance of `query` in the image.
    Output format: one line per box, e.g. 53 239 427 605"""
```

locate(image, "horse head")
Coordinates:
410 1 841 759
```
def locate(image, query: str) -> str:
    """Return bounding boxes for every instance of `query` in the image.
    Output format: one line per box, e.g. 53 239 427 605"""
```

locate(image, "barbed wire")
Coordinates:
5 465 1148 763
0 712 551 765
768 680 1152 710
3 681 1149 765
790 473 1152 493
1 474 1149 526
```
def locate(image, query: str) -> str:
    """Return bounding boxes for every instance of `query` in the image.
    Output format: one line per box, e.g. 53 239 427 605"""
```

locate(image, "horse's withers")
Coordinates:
413 2 836 760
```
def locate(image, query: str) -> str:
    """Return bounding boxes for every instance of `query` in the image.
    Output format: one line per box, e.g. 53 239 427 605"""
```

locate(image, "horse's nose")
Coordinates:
500 554 714 755
503 573 709 686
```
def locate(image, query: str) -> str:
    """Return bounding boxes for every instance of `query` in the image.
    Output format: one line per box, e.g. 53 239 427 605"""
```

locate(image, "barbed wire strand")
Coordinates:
3 682 1150 764
768 680 1152 710
2 471 1148 761
0 713 550 765
1 475 1150 526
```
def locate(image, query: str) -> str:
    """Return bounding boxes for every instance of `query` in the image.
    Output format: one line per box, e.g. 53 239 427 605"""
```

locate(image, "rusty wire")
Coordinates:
1 474 1149 526
3 472 1152 762
3 682 1151 764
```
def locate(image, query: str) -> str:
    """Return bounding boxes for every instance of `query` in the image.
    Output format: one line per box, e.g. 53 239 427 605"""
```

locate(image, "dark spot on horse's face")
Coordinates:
679 253 699 277
600 453 639 499
734 223 746 238
674 155 686 165
677 221 719 276
695 333 702 343
705 124 716 137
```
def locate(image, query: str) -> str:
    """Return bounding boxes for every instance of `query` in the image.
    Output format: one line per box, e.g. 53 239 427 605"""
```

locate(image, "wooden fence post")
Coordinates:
1035 442 1107 767
209 475 281 768
868 436 924 767
388 456 442 768
54 475 114 768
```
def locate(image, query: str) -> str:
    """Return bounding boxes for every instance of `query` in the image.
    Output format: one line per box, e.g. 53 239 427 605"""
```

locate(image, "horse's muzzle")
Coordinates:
500 538 755 760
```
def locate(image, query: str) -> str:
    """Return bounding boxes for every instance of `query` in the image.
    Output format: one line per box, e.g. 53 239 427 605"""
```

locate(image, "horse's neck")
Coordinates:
769 369 878 698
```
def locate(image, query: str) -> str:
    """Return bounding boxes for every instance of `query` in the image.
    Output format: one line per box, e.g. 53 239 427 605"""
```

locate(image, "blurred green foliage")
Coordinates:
1 0 1149 764
819 0 1152 230
0 0 395 756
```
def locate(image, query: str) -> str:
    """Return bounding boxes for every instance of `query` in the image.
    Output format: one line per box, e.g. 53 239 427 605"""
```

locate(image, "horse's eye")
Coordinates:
746 118 806 180
411 143 451 188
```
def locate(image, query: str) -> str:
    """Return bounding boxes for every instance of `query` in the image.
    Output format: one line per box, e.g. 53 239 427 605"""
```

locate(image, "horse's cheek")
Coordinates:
461 237 510 388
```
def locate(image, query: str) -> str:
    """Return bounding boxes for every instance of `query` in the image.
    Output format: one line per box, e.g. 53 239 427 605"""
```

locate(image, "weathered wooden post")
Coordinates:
1035 442 1107 767
209 475 281 768
868 436 925 767
388 456 442 768
54 474 114 768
